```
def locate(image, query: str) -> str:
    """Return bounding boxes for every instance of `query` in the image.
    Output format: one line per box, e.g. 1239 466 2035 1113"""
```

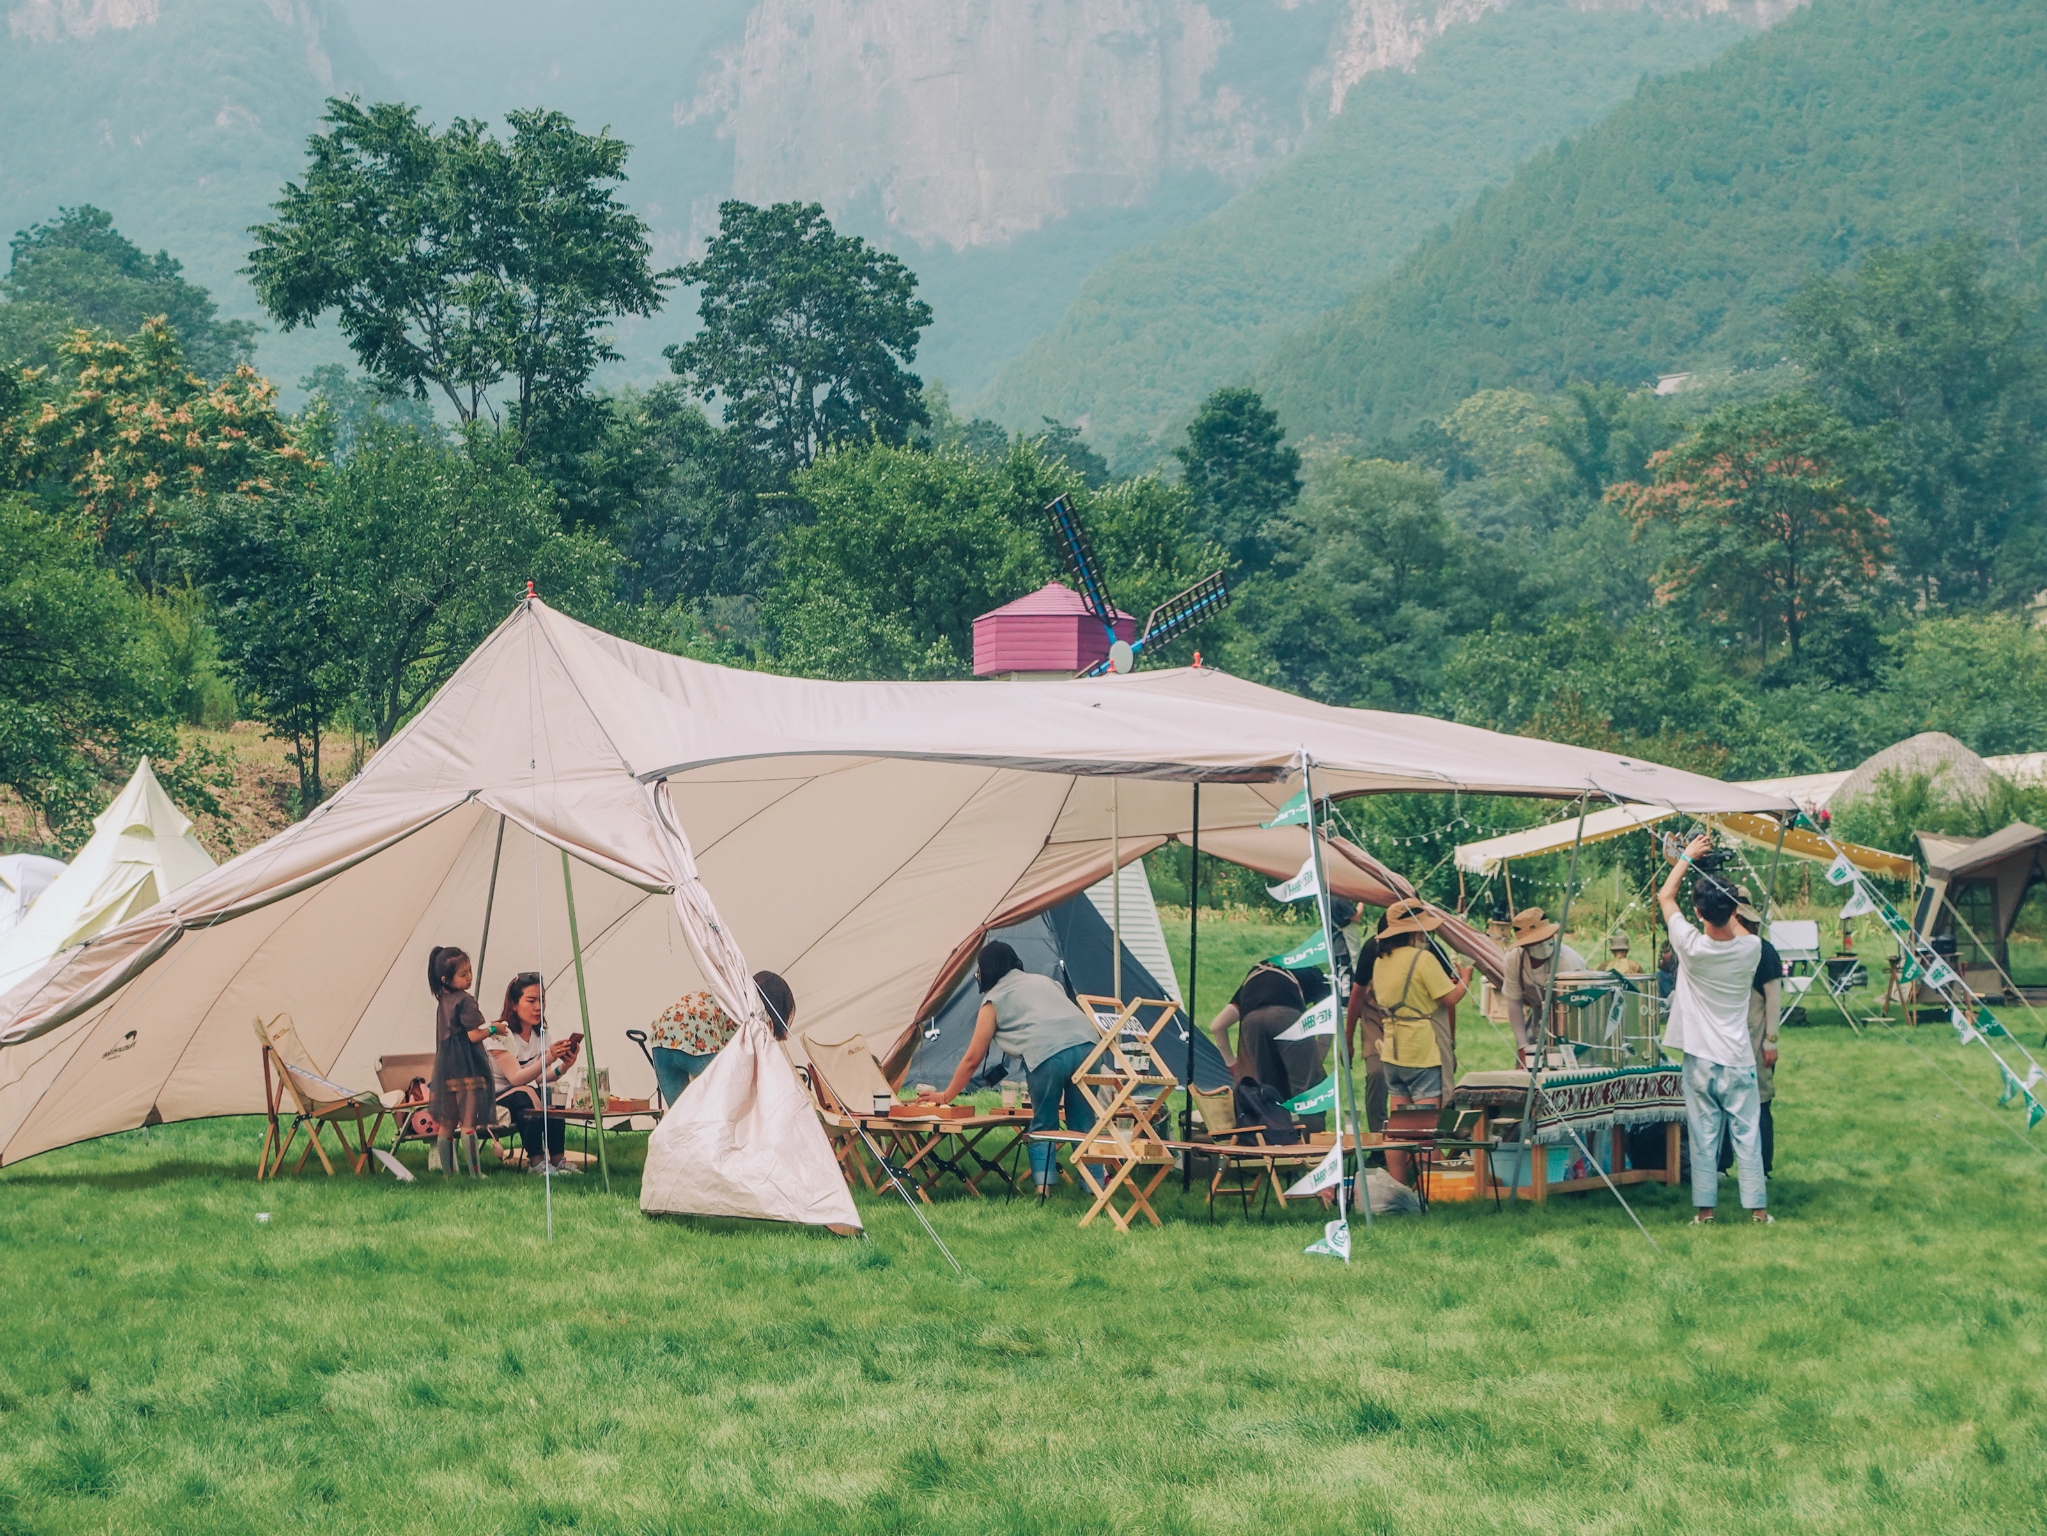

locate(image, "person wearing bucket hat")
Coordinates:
1720 886 1783 1175
1368 899 1471 1182
1501 907 1585 1062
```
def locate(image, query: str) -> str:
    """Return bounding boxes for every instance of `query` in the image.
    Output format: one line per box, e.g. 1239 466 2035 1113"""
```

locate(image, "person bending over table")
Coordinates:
486 971 580 1174
917 941 1096 1198
1370 899 1471 1185
1208 960 1333 1129
646 971 796 1108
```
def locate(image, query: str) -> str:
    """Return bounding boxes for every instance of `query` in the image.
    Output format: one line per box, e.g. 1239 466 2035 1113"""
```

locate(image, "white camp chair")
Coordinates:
1768 919 1822 1019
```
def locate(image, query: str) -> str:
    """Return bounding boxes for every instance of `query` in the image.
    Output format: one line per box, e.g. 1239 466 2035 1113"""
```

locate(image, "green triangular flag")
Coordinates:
1268 929 1329 970
1978 1006 2009 1038
1285 1075 1337 1114
2030 1096 2045 1132
2000 1066 2020 1105
1262 790 1310 829
1899 953 1922 983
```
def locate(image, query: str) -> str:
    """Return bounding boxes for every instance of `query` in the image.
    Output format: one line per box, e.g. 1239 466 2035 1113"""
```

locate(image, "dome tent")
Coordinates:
0 598 1791 1226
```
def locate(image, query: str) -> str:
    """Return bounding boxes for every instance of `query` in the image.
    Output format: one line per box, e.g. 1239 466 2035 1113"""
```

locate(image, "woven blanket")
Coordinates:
1453 1065 1684 1146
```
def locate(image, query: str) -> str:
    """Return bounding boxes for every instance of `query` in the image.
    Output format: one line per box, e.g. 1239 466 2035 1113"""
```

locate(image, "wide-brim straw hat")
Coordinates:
1380 898 1443 938
1513 919 1561 947
1733 884 1763 926
1511 906 1546 932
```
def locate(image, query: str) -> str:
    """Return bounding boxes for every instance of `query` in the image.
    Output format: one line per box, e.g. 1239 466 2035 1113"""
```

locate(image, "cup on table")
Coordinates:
1000 1083 1022 1110
872 1093 894 1116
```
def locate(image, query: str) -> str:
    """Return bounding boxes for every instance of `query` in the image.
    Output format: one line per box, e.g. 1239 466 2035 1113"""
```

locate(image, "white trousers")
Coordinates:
1682 1053 1767 1210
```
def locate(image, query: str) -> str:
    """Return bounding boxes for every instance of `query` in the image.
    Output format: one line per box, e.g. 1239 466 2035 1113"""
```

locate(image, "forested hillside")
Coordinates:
0 0 380 388
978 0 1763 463
1260 0 2047 441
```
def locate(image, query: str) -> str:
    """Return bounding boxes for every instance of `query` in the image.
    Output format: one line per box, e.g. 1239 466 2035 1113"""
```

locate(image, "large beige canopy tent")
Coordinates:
0 600 1792 1223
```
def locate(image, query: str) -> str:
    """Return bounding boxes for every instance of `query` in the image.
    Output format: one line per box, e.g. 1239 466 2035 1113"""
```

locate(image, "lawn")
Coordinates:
2 984 2043 1536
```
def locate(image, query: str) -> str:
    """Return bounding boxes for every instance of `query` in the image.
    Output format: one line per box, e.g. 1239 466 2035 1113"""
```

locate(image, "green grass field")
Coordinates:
3 973 2044 1535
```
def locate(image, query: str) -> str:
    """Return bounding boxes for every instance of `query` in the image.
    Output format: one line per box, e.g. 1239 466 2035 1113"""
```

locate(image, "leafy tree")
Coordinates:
1787 239 2047 607
1439 609 1818 780
768 441 1062 679
1539 381 1678 499
1227 457 1493 709
1173 386 1300 571
915 382 1010 464
1879 613 2047 758
0 495 210 842
248 100 668 434
1034 418 1110 489
1608 396 1889 663
602 386 775 604
299 365 439 461
0 318 313 584
1 206 259 379
667 201 931 477
194 424 615 808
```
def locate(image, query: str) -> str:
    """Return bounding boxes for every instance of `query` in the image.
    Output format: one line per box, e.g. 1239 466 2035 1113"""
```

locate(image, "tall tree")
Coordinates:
1174 386 1301 572
0 318 313 585
1608 395 1890 663
1787 239 2046 607
0 495 201 841
667 201 931 477
1 206 259 379
248 100 669 437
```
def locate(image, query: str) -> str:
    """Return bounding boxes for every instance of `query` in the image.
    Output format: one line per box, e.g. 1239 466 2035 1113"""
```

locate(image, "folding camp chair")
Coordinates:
254 1015 391 1178
797 1029 901 1192
375 1052 437 1156
1186 1083 1318 1219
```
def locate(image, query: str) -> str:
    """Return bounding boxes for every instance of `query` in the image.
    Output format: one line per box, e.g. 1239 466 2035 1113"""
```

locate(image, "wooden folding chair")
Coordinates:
374 1052 437 1156
254 1015 390 1178
798 1028 901 1193
1187 1082 1322 1219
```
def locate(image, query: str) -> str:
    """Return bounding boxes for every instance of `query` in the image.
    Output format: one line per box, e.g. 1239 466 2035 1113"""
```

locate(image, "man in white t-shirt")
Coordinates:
1658 834 1771 1224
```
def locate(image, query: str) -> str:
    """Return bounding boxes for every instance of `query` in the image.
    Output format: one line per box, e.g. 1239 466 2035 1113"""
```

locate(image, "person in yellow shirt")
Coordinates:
1370 898 1471 1182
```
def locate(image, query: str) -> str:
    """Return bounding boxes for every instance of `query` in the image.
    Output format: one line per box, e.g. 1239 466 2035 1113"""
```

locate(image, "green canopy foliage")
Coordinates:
1175 387 1301 573
668 201 931 478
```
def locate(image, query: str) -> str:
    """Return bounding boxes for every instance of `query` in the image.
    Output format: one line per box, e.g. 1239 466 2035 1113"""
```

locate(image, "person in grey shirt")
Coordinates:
920 940 1100 1195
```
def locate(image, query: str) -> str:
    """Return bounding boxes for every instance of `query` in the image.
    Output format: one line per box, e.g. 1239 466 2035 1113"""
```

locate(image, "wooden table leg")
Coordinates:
1664 1120 1682 1186
1473 1111 1490 1196
1532 1137 1548 1204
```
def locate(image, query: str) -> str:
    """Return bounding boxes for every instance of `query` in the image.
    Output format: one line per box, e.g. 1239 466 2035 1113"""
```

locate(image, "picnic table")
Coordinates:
1451 1065 1685 1203
825 1108 1034 1203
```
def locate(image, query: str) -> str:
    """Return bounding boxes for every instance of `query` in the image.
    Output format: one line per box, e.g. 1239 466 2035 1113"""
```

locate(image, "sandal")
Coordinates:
1750 1211 1775 1225
1690 1212 1715 1224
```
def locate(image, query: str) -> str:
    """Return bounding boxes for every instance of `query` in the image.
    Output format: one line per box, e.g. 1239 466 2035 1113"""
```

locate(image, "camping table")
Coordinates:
1451 1065 1685 1204
540 1106 653 1167
874 1110 1033 1201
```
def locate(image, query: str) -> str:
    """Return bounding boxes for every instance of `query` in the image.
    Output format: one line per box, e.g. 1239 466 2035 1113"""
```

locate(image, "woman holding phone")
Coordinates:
485 971 581 1174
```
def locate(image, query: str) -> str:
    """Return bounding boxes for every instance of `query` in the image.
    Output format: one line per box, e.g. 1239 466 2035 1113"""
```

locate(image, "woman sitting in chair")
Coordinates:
917 941 1097 1198
486 972 580 1174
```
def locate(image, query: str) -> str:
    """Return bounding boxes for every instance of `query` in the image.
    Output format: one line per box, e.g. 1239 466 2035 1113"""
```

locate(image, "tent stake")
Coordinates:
561 849 610 1193
1184 782 1200 1191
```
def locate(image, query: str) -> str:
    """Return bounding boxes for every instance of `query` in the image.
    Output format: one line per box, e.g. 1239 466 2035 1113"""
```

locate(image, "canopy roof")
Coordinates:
0 600 1788 1188
0 759 214 996
1919 822 2047 881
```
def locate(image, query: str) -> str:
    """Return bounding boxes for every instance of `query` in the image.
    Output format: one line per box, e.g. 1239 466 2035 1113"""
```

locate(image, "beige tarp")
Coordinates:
0 600 1791 1218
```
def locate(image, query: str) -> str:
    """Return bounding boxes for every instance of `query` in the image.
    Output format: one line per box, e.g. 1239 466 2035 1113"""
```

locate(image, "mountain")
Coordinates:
0 0 382 386
976 0 1786 458
1257 0 2047 442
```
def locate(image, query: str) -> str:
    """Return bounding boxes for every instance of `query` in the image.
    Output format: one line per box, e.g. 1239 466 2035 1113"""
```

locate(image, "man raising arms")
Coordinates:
1657 834 1771 1224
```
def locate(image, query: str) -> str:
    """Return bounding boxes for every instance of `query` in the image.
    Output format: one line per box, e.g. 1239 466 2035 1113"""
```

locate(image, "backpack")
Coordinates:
1232 1077 1300 1146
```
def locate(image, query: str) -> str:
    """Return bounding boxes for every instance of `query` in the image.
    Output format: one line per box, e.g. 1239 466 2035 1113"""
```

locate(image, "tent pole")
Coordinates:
1762 815 1788 922
1513 792 1589 1190
1184 782 1200 1191
1305 755 1368 1238
1112 779 1123 1002
561 849 610 1194
475 814 507 1000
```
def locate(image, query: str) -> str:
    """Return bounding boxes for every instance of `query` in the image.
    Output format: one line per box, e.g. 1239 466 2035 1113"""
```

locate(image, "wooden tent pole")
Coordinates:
1183 782 1200 1191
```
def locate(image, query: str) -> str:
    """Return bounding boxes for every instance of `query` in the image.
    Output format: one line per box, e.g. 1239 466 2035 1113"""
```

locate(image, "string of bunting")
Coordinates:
1802 817 2047 1133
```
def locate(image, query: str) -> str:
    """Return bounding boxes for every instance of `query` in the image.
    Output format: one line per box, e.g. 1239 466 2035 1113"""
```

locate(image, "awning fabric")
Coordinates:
0 600 1789 1203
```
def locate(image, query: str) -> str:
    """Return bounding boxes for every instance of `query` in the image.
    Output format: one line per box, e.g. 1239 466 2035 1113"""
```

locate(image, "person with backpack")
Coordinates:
1369 898 1471 1183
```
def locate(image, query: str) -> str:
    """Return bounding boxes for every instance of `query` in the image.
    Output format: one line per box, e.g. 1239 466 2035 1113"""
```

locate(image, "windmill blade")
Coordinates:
1044 494 1117 626
1134 571 1230 654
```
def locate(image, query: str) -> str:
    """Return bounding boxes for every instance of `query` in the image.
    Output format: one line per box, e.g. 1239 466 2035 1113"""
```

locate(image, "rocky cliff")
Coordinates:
685 0 1803 255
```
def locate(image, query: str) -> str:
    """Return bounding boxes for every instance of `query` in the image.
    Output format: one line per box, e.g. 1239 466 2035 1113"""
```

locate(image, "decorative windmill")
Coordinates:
1043 494 1230 677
